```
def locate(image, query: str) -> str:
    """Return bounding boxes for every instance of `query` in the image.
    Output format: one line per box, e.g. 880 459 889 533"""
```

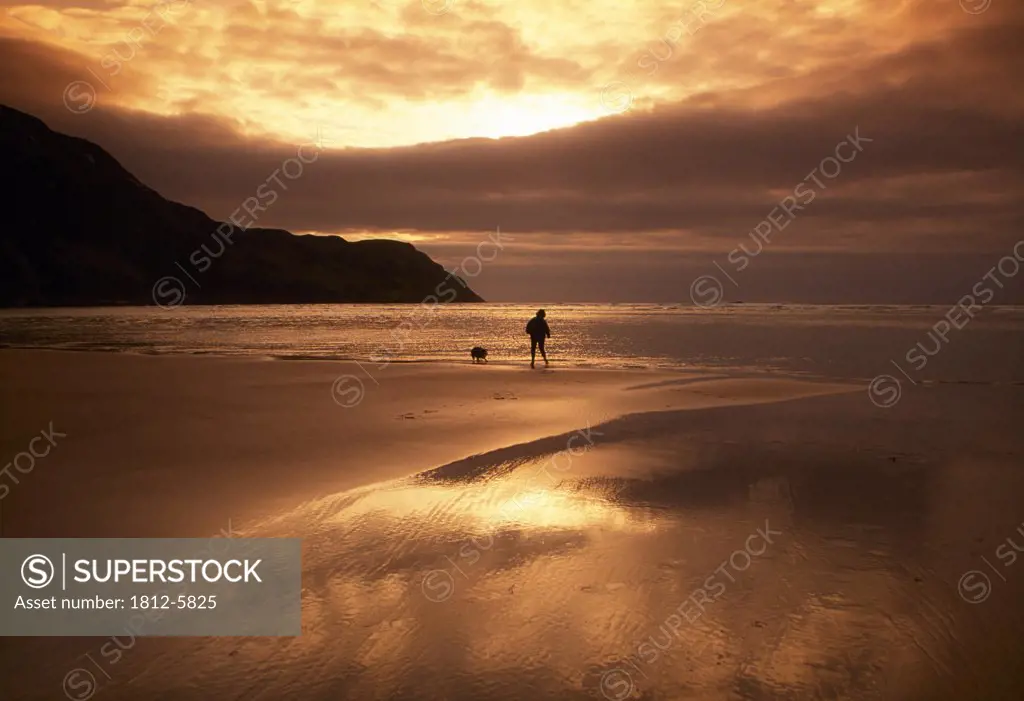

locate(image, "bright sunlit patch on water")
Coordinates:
297 477 651 537
475 487 639 531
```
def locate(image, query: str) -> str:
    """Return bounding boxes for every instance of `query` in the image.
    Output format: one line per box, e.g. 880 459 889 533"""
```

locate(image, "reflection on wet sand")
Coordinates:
7 383 1023 701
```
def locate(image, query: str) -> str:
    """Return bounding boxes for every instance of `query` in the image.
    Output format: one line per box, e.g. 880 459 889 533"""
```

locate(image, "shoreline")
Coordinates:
0 347 860 387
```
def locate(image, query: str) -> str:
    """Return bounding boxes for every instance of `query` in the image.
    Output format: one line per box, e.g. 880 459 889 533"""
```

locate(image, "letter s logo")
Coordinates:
21 554 55 589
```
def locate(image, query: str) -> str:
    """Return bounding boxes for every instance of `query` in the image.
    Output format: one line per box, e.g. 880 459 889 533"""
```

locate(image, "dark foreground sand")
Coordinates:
1 350 1023 700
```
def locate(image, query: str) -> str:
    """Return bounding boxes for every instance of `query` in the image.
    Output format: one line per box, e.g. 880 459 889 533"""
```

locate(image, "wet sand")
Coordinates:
1 350 1023 700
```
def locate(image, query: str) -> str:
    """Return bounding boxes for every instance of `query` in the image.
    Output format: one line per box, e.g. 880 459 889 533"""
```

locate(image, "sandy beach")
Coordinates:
0 350 854 537
2 349 1023 700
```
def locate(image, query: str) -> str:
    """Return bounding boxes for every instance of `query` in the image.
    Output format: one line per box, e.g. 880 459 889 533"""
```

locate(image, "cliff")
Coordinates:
0 105 484 306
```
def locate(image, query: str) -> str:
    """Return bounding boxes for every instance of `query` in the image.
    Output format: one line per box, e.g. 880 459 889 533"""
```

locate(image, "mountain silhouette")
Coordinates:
0 105 484 306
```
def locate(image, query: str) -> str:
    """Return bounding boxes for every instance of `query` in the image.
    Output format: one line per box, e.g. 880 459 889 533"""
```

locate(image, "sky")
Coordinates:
1 0 1022 302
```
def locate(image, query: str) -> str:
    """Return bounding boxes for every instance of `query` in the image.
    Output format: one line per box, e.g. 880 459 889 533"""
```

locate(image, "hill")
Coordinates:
0 105 483 306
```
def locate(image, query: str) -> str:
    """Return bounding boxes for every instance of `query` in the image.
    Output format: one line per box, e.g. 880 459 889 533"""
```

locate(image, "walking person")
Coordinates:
525 309 550 368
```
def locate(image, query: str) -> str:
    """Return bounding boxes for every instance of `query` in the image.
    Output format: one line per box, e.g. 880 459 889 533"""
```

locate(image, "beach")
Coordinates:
0 349 856 538
2 348 1023 700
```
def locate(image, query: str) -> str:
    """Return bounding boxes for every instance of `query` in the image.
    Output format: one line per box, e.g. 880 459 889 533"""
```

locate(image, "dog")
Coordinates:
470 347 488 363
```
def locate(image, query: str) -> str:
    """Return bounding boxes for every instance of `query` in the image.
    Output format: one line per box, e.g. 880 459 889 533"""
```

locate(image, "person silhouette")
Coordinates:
525 309 551 368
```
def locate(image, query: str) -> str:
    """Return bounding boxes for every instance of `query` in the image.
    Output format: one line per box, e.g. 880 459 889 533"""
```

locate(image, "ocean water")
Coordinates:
2 303 1023 382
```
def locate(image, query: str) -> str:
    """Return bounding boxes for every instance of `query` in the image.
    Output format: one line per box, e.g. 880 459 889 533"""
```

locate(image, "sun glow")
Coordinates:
196 92 606 150
457 93 602 140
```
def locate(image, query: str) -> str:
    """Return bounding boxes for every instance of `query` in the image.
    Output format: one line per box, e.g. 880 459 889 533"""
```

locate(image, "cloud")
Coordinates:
0 0 1021 264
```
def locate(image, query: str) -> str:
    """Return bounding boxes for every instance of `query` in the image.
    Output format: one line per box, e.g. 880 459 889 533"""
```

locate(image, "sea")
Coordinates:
2 303 1023 383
